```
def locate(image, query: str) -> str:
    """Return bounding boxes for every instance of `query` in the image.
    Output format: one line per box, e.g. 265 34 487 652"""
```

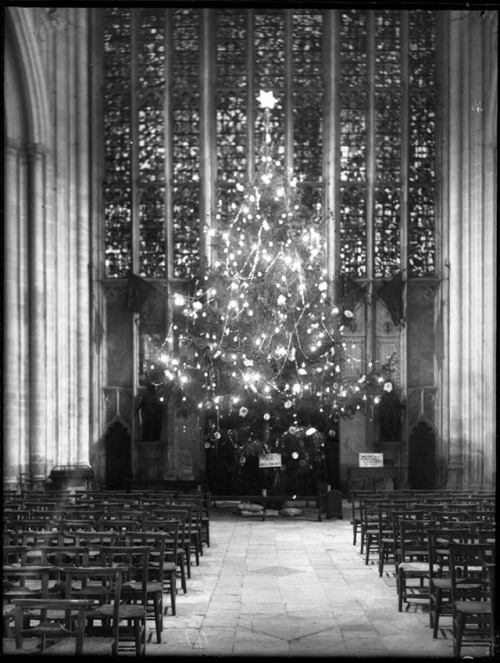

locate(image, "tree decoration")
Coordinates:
145 91 397 482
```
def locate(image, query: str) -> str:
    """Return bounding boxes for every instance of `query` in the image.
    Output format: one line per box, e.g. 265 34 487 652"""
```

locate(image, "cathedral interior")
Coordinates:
3 6 497 496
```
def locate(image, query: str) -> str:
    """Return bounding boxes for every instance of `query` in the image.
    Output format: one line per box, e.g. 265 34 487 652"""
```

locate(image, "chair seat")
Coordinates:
89 603 144 619
123 580 162 593
454 599 491 614
3 587 40 597
399 561 429 572
41 637 115 656
433 578 482 590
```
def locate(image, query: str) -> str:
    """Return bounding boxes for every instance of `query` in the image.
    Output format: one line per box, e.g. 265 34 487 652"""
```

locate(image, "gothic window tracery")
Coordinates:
102 8 436 282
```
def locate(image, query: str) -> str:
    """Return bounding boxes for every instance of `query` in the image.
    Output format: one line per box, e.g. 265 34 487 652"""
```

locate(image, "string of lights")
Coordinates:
145 92 397 467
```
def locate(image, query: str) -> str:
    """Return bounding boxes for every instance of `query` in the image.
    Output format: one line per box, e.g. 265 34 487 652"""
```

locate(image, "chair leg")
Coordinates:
169 570 176 616
133 619 143 656
179 557 187 593
154 594 162 643
398 569 404 612
378 541 385 576
365 532 372 565
192 535 200 565
432 588 442 637
184 545 192 578
453 612 465 658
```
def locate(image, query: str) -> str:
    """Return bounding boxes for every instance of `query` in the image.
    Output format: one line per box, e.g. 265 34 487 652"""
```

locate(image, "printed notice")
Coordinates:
359 453 384 468
259 453 283 468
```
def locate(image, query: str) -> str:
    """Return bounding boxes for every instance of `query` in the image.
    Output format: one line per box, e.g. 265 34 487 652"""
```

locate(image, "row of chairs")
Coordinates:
3 488 212 655
4 546 151 655
350 488 496 658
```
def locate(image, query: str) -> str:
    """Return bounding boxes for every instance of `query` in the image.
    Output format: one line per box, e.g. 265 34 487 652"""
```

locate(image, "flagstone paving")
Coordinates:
139 503 491 658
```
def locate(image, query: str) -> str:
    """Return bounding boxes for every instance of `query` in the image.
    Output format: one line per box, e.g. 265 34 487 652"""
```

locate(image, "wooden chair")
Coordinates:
349 491 375 548
96 546 150 654
359 496 383 560
4 598 97 655
426 526 476 638
38 546 93 596
396 517 435 612
141 519 181 612
169 495 206 557
122 531 166 640
376 499 417 577
144 513 188 594
19 530 64 563
96 518 140 533
2 545 29 566
484 562 498 657
61 529 118 552
448 542 495 657
165 505 197 574
59 566 123 655
3 564 54 602
3 564 55 641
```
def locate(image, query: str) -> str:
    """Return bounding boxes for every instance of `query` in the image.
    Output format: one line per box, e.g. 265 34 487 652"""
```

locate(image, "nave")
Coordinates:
143 501 494 659
3 489 495 658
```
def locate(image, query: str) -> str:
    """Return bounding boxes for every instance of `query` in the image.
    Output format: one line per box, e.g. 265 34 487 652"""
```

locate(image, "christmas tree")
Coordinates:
145 91 395 493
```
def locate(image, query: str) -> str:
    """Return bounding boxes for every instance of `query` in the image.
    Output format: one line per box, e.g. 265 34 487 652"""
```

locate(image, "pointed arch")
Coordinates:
5 7 51 146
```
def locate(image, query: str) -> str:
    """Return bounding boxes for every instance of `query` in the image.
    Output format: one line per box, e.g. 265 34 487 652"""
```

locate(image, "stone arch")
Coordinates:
4 7 51 146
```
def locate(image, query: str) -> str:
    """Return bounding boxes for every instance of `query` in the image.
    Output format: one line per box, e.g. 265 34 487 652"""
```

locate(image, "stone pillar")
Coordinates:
445 12 465 488
481 12 497 488
75 8 91 465
27 142 49 490
444 11 497 489
3 138 22 490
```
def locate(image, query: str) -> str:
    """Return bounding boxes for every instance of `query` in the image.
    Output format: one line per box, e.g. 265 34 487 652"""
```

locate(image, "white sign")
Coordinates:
259 453 282 468
359 453 384 468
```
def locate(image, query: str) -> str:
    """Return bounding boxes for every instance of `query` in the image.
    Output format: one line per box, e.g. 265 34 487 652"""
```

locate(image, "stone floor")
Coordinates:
140 501 491 658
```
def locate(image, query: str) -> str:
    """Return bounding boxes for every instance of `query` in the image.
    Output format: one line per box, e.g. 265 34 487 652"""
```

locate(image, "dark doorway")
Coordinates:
105 421 132 489
408 420 436 489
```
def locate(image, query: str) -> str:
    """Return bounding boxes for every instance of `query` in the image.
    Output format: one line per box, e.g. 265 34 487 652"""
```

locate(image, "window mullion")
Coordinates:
246 10 255 183
365 10 377 369
400 10 409 273
366 11 376 285
130 9 140 275
200 9 217 265
284 10 293 180
164 10 174 281
323 10 340 293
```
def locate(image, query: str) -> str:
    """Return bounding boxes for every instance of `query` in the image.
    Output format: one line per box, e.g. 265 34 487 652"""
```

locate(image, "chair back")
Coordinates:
426 527 474 578
123 531 166 583
3 564 55 599
98 545 150 607
12 597 93 654
448 542 496 604
142 519 180 564
3 545 29 566
39 545 92 567
62 564 123 613
398 518 433 563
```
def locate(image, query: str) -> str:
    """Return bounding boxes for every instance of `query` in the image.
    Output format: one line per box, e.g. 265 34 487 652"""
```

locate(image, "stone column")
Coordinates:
75 7 91 465
27 142 48 490
3 138 22 490
445 12 465 488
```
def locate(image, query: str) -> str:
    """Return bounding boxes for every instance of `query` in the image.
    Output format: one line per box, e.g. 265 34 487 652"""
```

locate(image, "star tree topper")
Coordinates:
257 90 279 110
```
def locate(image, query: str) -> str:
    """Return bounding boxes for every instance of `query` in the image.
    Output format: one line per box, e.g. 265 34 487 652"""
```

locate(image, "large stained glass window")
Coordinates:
103 9 436 282
338 9 436 278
